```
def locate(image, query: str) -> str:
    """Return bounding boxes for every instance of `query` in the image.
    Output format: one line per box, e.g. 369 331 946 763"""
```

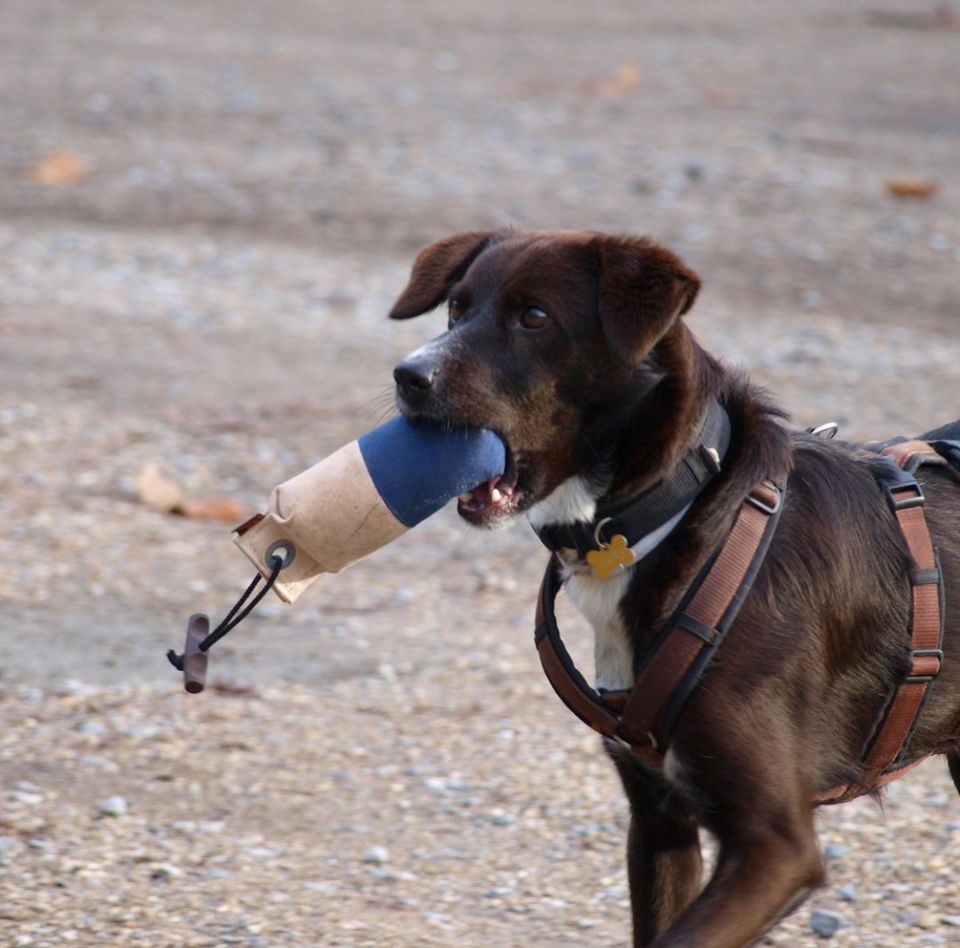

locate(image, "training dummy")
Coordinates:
233 416 507 602
169 415 506 691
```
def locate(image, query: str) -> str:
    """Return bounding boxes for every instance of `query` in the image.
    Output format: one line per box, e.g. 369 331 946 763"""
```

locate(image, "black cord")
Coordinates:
166 555 283 670
198 555 283 651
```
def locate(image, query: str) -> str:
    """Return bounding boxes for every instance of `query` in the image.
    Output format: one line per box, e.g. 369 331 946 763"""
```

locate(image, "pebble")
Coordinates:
97 795 128 818
0 836 21 863
837 884 858 902
151 863 184 881
362 845 389 864
810 909 842 938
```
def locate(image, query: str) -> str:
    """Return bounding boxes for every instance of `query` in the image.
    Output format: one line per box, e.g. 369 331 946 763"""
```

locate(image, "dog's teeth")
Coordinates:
459 493 472 503
491 488 503 503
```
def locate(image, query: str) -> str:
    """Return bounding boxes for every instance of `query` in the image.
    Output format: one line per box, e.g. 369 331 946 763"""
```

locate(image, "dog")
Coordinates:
387 228 960 947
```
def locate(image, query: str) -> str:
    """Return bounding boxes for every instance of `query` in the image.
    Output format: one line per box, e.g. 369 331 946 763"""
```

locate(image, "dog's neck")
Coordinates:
528 328 727 563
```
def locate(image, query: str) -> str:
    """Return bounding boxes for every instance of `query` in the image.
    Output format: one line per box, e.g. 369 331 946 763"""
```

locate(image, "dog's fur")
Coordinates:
388 229 960 947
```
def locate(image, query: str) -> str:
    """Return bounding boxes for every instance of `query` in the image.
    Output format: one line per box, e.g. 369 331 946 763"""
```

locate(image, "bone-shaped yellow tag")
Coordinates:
586 534 636 580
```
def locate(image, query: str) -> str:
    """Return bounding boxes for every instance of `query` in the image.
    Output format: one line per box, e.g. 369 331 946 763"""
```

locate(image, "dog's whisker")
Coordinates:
363 387 400 425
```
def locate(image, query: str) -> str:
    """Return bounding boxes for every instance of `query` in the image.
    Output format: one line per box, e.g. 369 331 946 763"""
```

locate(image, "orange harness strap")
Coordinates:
815 443 944 804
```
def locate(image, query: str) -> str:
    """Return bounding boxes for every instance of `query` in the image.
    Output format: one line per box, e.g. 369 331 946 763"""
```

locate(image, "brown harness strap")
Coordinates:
618 480 784 751
816 442 944 804
535 479 785 763
880 439 949 474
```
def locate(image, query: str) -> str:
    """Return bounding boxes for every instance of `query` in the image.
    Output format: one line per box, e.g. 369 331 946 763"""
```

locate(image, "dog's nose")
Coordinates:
394 357 437 402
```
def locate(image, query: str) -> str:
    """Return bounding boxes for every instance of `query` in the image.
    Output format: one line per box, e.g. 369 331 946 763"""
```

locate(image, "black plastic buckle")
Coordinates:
746 481 782 515
676 612 720 645
906 648 943 684
888 483 925 511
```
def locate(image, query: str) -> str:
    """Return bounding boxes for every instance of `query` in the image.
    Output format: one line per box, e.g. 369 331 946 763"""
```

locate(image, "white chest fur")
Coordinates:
564 567 635 691
528 475 695 692
529 476 636 692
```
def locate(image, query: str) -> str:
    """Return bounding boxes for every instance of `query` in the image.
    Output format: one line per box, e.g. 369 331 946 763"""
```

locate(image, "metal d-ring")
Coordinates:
809 422 839 440
265 540 296 570
593 517 613 550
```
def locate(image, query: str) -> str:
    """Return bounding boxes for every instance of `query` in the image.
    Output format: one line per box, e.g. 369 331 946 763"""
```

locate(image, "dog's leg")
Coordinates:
647 753 824 948
948 753 960 795
613 752 703 946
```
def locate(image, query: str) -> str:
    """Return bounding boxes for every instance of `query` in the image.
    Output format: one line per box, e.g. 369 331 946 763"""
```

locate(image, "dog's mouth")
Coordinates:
457 443 525 526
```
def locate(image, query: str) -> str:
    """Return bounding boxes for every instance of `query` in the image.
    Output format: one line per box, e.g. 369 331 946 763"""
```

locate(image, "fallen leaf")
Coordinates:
137 462 184 512
178 497 247 523
885 176 940 199
582 64 641 99
25 150 90 186
136 462 245 522
703 89 743 109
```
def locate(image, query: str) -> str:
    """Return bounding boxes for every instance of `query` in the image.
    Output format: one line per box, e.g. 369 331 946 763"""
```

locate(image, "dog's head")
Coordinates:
389 229 700 527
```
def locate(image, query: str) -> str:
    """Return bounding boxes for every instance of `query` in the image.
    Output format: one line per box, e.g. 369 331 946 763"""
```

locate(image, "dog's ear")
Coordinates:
593 235 700 366
389 231 498 319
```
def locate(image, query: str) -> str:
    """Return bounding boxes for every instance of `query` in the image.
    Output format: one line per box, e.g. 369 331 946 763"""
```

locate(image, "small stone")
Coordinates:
823 843 846 859
837 884 858 902
151 863 184 881
801 289 822 310
577 918 599 929
942 916 960 927
242 847 277 860
362 845 389 864
97 795 127 818
810 909 842 938
0 837 21 863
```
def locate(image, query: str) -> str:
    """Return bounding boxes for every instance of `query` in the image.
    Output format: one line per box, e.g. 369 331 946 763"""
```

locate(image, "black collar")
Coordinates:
532 398 731 558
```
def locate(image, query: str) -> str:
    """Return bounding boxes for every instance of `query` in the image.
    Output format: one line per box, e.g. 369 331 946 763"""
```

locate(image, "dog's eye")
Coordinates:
448 298 464 324
518 306 548 332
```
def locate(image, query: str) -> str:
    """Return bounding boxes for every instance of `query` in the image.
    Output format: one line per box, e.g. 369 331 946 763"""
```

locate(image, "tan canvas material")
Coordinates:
233 440 407 603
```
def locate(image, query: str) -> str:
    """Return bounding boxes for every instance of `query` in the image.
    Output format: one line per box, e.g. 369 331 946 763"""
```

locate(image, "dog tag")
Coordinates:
586 534 636 580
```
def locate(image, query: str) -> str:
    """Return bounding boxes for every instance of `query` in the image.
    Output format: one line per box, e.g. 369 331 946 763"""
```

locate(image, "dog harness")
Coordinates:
534 436 957 803
533 398 731 561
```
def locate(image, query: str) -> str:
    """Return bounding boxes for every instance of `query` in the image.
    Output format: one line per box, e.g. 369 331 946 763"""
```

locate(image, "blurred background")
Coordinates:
0 1 957 945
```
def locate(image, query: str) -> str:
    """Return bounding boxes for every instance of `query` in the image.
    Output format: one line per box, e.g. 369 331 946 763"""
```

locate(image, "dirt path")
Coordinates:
1 2 958 945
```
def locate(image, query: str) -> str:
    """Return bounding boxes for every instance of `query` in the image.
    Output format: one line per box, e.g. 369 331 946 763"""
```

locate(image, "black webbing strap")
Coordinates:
534 398 731 557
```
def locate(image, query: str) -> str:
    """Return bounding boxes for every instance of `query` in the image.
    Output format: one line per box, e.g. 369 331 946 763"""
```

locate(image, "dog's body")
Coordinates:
388 229 960 947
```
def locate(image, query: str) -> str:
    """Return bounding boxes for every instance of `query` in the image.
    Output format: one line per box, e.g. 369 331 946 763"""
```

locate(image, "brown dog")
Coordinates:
388 229 960 947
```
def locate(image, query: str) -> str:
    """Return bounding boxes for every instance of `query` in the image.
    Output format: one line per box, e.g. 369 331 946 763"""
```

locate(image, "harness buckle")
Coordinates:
906 648 943 684
746 480 782 515
889 483 925 511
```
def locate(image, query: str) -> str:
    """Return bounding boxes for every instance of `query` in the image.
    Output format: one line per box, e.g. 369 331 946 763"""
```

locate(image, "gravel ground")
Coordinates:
1 1 958 945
